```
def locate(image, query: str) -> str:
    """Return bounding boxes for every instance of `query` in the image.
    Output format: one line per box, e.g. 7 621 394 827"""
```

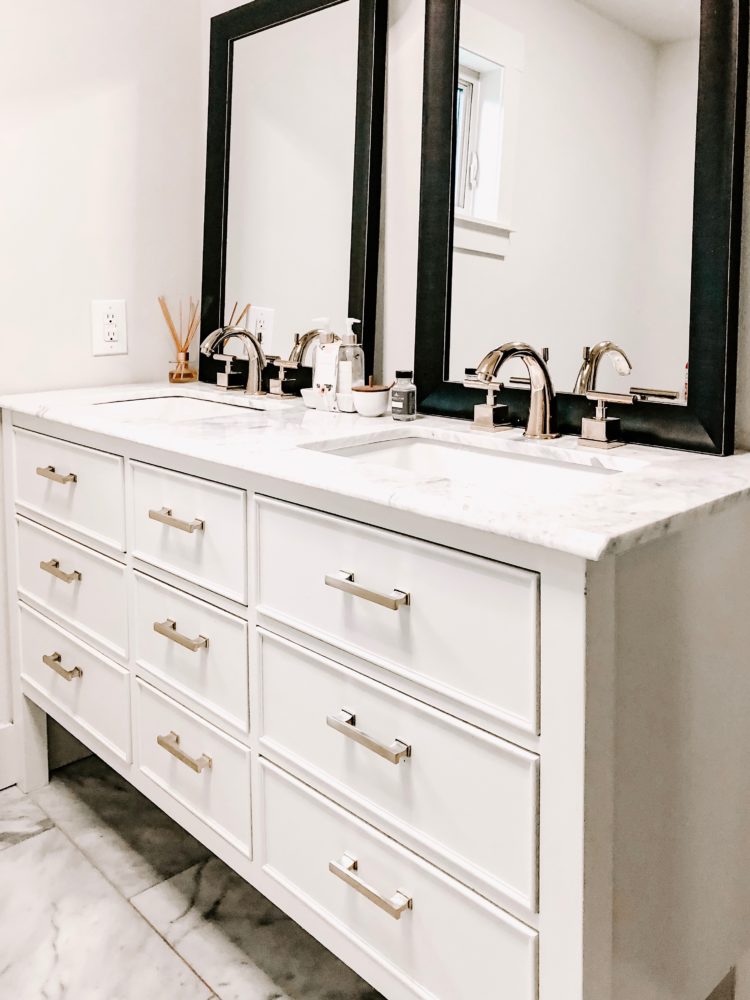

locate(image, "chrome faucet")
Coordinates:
573 341 632 395
200 325 267 394
288 327 338 366
466 342 560 439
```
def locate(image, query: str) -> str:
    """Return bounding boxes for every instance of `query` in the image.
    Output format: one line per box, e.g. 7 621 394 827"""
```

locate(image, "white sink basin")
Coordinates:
324 436 628 494
94 395 270 422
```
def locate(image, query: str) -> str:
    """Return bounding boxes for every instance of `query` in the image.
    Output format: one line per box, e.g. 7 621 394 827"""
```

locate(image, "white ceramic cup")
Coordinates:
352 388 390 417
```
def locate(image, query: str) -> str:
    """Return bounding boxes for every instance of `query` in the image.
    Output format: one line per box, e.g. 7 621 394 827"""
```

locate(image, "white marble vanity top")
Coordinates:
3 381 750 561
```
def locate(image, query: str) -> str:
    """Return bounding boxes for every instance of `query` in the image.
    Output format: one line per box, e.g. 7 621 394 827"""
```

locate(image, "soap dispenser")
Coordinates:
336 318 365 411
312 329 341 411
304 317 333 372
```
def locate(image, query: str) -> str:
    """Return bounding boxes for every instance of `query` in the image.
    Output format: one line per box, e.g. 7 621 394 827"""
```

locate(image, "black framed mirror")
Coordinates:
200 0 386 383
415 0 747 454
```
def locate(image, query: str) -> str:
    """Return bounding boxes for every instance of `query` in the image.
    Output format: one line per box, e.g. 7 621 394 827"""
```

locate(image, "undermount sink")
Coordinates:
320 436 631 494
94 395 271 422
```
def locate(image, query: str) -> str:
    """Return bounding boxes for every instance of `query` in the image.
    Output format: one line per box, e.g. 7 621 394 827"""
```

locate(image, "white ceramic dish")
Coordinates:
352 388 390 417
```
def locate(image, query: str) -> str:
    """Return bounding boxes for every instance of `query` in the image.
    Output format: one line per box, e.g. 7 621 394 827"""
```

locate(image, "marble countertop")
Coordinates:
3 381 750 561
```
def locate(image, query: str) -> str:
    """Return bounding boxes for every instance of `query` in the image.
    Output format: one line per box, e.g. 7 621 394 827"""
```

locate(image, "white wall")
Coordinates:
0 0 203 743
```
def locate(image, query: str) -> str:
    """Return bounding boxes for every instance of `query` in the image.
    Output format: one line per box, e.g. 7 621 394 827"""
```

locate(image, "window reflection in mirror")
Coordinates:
449 0 701 403
224 0 359 360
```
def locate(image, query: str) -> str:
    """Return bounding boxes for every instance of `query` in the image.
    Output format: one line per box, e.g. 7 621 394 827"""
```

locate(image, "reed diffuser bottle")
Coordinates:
158 296 200 383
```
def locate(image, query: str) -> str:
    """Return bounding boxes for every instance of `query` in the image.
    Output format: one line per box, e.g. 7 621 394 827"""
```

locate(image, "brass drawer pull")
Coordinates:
327 710 411 765
36 465 77 485
40 559 81 584
329 853 412 920
42 652 82 682
324 571 410 611
153 618 208 652
156 731 212 773
148 507 204 534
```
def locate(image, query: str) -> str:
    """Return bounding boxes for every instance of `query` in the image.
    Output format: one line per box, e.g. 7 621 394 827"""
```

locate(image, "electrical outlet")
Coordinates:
247 306 275 350
91 299 127 356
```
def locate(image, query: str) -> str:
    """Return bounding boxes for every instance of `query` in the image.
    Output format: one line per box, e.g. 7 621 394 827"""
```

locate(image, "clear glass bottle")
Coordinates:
391 370 417 421
337 318 365 395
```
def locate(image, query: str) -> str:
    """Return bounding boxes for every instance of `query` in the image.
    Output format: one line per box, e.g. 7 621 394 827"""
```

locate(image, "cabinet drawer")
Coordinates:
259 631 538 910
14 429 126 551
131 462 247 603
257 498 539 734
135 680 252 855
19 604 130 762
261 761 537 1000
16 517 128 660
134 572 249 732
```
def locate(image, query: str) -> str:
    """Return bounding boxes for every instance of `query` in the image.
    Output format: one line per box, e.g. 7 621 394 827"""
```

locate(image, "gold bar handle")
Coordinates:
153 619 208 653
36 465 77 485
329 853 412 920
324 571 410 611
42 652 82 682
148 507 204 534
156 731 212 773
40 559 81 584
327 710 411 764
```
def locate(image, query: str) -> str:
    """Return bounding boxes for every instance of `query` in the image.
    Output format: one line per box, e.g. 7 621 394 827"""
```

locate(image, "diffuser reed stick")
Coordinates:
158 296 200 384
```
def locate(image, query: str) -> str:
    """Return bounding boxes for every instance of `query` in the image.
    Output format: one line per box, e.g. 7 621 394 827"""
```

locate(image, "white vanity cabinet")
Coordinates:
4 412 750 1000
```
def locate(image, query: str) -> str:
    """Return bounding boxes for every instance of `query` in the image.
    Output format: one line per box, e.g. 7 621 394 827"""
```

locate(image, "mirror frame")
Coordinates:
414 0 748 454
200 0 387 381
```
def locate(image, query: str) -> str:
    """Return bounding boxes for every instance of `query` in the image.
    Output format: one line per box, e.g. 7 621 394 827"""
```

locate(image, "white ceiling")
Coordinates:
578 0 700 43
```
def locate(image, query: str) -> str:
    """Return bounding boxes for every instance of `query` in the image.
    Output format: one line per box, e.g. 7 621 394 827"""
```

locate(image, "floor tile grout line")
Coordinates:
32 806 219 999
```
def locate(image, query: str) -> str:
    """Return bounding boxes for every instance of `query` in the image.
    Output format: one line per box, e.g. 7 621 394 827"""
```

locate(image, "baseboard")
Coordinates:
0 722 16 790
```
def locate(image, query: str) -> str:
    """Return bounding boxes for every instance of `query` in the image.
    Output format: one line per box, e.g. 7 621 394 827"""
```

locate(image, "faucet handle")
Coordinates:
464 369 511 432
581 391 636 449
214 353 246 391
542 347 550 364
463 368 504 392
630 386 680 401
585 390 637 407
582 345 591 362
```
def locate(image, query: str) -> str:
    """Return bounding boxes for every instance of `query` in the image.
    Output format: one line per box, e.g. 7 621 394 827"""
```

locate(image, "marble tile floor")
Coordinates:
0 756 383 1000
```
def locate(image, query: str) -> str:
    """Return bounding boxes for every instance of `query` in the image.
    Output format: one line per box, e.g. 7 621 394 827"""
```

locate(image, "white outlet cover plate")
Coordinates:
247 305 275 352
91 299 128 356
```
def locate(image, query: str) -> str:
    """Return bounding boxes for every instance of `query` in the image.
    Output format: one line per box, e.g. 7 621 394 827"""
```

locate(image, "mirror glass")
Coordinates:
449 0 701 402
223 0 360 359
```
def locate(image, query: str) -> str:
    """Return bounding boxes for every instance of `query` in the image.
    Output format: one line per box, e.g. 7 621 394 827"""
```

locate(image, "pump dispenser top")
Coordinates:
343 318 361 346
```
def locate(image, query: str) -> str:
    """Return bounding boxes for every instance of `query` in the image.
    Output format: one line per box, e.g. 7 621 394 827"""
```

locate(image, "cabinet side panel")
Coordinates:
613 503 750 1000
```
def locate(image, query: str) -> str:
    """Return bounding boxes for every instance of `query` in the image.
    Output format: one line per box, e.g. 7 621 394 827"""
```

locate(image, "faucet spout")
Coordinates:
573 341 632 395
474 341 560 440
200 325 267 394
